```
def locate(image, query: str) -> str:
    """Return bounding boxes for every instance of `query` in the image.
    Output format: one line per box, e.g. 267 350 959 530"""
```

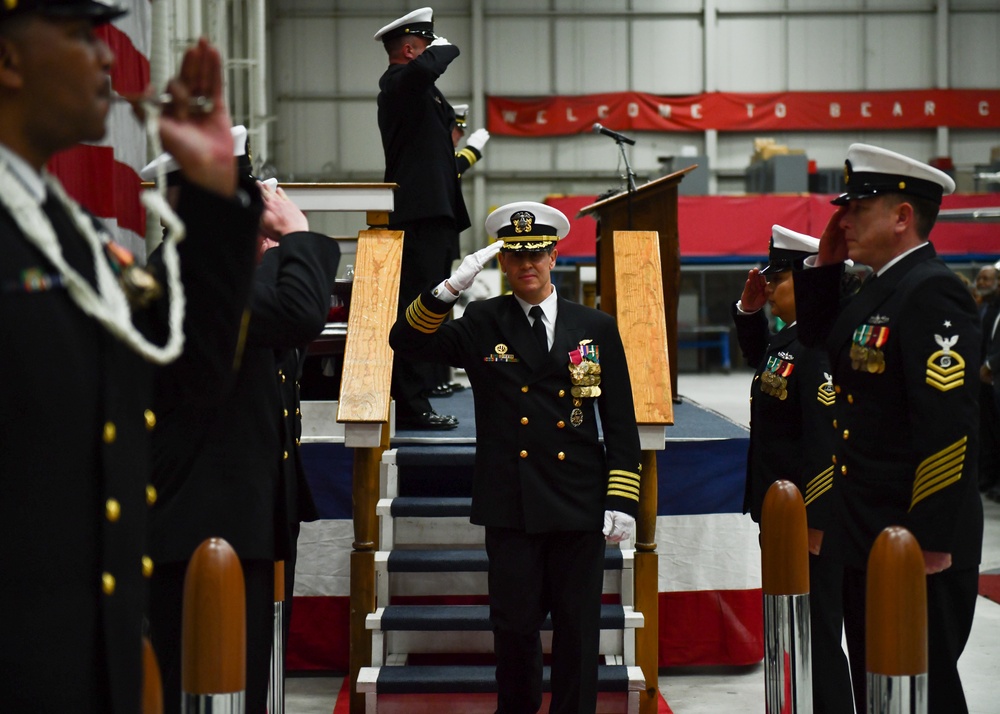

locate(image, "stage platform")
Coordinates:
290 388 762 673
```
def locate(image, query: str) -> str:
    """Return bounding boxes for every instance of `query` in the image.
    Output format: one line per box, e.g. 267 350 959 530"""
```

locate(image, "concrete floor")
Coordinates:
285 370 1000 713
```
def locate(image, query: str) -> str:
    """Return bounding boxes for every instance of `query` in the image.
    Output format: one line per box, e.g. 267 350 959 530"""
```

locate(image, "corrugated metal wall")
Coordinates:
266 0 1000 246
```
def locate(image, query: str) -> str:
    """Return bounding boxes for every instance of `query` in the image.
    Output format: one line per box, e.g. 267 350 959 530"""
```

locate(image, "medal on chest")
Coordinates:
850 324 889 373
761 355 793 400
567 340 601 426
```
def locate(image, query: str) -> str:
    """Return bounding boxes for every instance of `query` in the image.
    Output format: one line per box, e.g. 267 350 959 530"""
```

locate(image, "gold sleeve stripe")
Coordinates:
911 437 966 509
607 479 640 496
609 469 640 482
607 488 640 502
405 296 448 334
803 466 834 507
457 148 479 166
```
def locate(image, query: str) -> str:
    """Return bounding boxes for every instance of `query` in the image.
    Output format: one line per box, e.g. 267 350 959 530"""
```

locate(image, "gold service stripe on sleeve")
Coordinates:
910 436 966 509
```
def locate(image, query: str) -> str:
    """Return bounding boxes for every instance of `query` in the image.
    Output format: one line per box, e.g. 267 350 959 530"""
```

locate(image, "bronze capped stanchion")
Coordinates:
761 480 813 714
866 527 928 714
143 636 163 714
268 560 287 714
181 538 246 714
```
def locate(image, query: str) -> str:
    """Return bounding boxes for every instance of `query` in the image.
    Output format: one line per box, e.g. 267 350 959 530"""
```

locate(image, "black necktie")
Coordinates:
529 305 547 352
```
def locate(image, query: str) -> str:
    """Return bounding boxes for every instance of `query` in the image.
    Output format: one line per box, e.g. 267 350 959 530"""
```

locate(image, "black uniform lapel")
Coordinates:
827 245 934 362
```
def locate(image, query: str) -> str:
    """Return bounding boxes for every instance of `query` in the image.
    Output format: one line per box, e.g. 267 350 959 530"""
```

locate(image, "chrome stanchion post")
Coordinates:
761 480 813 714
181 538 246 714
267 560 286 714
866 527 928 714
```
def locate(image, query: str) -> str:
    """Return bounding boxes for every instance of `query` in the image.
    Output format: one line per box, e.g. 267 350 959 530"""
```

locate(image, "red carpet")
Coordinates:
332 678 673 713
979 569 1000 605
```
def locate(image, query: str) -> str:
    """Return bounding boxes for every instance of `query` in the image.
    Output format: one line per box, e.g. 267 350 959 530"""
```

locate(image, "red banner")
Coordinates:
488 90 1000 136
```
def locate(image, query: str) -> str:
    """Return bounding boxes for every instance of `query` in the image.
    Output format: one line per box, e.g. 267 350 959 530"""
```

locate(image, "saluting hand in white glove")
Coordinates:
429 36 451 47
447 241 503 293
603 510 635 543
466 128 490 152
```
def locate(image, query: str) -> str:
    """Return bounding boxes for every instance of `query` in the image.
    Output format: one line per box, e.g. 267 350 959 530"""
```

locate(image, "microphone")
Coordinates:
592 123 636 146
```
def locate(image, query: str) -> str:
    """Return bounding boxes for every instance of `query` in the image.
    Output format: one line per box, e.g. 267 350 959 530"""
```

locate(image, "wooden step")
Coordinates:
367 603 643 632
357 663 645 695
377 547 627 573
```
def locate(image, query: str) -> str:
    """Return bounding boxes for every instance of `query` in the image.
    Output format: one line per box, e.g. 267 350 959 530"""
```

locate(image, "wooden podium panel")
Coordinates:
578 167 695 399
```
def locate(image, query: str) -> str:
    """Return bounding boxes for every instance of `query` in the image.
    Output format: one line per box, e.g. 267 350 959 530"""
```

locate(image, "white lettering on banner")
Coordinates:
567 107 578 122
980 101 990 116
691 104 702 119
502 110 518 123
536 110 547 125
627 102 639 117
830 102 841 118
658 104 672 118
893 102 903 117
861 102 872 117
925 101 936 116
746 104 755 117
598 105 609 118
775 102 786 118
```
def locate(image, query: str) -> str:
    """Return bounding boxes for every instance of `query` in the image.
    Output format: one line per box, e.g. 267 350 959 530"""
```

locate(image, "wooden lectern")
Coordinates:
577 167 695 400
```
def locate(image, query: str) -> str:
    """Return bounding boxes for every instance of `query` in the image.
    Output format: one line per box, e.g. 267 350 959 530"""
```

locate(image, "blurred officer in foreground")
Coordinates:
795 143 982 714
143 143 339 712
0 3 260 710
733 225 854 714
390 201 641 713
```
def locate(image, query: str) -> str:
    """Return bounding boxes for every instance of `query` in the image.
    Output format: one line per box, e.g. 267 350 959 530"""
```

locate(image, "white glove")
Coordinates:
466 128 490 152
447 241 502 292
429 36 451 47
603 510 635 543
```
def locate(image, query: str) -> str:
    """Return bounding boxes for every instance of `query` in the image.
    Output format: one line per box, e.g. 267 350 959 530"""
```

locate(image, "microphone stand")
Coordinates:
616 136 636 230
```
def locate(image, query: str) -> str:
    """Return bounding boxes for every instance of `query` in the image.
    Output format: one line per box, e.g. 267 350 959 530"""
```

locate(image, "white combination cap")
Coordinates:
485 201 570 253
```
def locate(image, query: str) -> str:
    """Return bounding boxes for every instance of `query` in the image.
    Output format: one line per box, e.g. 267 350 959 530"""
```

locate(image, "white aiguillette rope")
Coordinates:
0 106 188 365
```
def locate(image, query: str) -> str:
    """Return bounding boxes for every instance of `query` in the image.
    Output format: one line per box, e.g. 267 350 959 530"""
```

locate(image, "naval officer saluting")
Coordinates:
390 201 642 713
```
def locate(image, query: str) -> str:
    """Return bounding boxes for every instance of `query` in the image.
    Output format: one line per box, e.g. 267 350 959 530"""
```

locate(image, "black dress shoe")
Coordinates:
397 411 459 430
423 383 454 398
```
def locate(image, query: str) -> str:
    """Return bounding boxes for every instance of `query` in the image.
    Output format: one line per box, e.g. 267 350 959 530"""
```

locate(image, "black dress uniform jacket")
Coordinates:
795 245 983 569
150 231 339 565
378 43 470 234
389 290 642 530
732 308 836 526
0 179 261 714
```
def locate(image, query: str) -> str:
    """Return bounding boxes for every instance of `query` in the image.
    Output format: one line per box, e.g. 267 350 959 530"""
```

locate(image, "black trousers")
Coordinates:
842 563 979 714
808 552 856 714
390 217 458 419
485 527 606 714
148 558 275 714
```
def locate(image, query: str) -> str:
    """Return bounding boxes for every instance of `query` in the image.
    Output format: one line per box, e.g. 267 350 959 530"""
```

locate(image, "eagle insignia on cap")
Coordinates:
843 161 851 186
511 211 534 234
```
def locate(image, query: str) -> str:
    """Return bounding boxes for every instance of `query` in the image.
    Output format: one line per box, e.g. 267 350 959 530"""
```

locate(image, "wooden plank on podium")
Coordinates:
337 229 403 427
612 230 673 425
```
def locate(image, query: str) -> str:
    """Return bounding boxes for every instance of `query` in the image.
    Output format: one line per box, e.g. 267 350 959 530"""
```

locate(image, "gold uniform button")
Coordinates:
832 419 838 429
103 422 116 444
146 485 158 507
557 452 565 461
144 409 156 431
105 498 121 523
519 450 528 459
102 573 116 596
142 556 154 578
283 450 289 460
557 421 565 429
521 386 529 393
841 465 848 475
296 408 301 416
283 409 289 417
558 389 566 397
295 438 300 446
832 455 838 464
834 385 841 394
842 430 850 440
520 417 529 425
847 394 854 404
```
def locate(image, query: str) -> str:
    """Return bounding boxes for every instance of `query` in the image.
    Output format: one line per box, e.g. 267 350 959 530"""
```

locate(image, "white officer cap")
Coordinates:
139 125 248 181
760 225 820 275
833 143 956 207
374 7 436 43
452 104 469 128
485 201 570 253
